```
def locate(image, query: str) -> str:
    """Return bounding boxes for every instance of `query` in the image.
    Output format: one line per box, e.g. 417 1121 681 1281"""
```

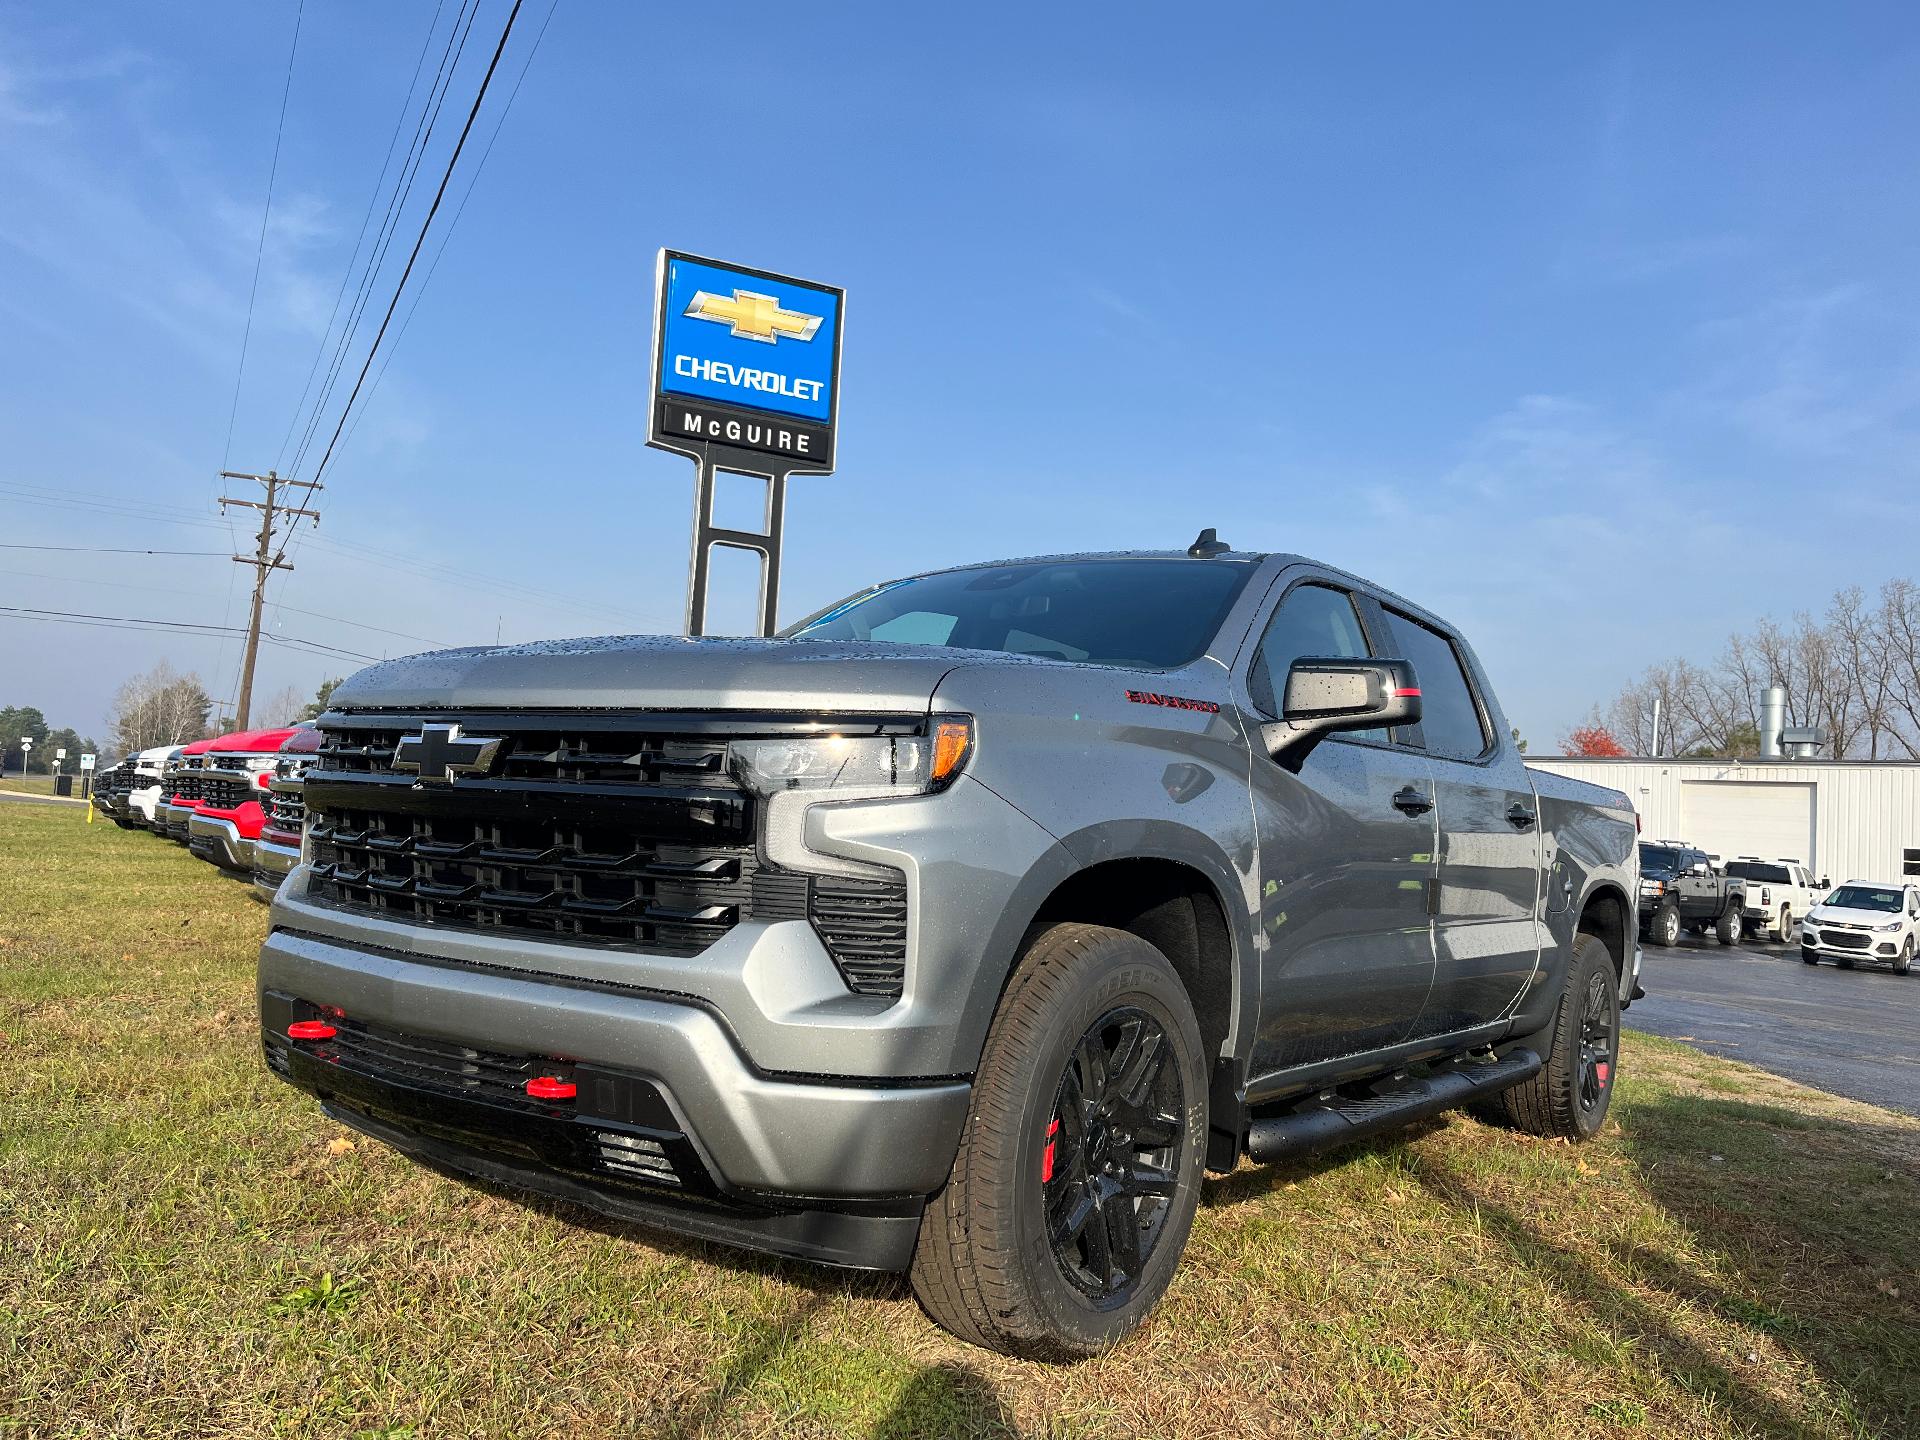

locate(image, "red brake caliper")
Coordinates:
1041 1117 1060 1183
1595 1061 1611 1089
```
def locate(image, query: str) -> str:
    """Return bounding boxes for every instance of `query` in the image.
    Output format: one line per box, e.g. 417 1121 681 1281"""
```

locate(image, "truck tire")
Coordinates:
1648 902 1681 948
1714 909 1741 946
1775 907 1794 943
910 922 1208 1360
1486 934 1618 1143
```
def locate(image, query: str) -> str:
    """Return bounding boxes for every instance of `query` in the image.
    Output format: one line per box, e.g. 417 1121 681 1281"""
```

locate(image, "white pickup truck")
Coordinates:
125 745 181 828
1723 857 1829 942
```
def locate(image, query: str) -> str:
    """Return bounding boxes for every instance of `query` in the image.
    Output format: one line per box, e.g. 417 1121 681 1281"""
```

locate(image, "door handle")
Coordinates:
1507 803 1537 831
1392 785 1433 816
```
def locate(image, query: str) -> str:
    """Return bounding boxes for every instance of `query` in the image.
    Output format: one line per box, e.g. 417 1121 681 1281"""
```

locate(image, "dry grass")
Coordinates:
3 804 1916 1439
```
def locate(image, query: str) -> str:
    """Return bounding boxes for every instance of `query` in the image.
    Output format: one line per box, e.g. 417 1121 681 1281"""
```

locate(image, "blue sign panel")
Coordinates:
649 252 842 473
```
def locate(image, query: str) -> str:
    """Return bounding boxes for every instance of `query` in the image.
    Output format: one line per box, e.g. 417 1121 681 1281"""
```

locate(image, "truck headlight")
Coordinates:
1638 879 1662 895
730 717 972 878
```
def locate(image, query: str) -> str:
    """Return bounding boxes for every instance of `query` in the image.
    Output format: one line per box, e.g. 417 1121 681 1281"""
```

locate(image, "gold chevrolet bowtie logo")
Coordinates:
685 288 823 344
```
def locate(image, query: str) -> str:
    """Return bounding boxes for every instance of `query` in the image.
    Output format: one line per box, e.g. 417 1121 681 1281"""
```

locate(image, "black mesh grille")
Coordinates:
307 719 756 958
1818 929 1871 951
264 773 306 835
168 763 206 803
199 776 253 810
811 875 909 997
306 716 913 995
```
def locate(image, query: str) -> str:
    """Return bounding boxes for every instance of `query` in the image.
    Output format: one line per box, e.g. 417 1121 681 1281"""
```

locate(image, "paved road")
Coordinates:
0 789 85 807
1631 930 1920 1116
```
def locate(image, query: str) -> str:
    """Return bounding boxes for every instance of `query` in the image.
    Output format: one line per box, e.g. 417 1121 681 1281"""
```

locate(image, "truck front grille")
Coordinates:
264 777 306 835
305 716 769 959
199 777 253 811
304 714 911 993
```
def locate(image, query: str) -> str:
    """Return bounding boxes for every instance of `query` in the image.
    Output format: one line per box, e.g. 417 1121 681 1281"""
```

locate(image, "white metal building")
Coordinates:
1526 757 1920 888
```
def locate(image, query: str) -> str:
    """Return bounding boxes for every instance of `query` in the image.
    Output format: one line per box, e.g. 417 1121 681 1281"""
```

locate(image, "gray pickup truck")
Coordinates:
258 538 1639 1358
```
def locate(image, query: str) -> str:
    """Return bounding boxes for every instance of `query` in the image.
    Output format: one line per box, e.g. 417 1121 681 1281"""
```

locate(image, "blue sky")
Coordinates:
3 2 1917 747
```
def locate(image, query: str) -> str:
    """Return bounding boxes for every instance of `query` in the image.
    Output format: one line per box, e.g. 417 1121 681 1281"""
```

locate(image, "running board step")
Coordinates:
1246 1048 1542 1164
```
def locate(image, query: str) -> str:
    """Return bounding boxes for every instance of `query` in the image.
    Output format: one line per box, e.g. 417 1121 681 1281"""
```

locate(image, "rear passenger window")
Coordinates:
1380 609 1489 761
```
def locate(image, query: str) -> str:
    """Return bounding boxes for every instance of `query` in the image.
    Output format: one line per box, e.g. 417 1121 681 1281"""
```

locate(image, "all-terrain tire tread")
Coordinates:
1491 933 1614 1141
909 922 1197 1359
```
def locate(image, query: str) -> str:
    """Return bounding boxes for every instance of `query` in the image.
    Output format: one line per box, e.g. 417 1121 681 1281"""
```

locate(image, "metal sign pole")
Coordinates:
684 446 792 637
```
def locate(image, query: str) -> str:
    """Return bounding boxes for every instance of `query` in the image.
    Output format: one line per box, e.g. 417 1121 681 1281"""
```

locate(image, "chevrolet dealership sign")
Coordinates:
648 250 843 472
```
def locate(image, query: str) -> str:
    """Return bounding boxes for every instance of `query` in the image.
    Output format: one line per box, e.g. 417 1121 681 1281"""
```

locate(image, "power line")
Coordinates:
0 605 378 662
303 0 525 494
335 0 558 473
220 0 304 472
273 0 451 474
264 598 450 648
284 0 478 483
0 543 230 556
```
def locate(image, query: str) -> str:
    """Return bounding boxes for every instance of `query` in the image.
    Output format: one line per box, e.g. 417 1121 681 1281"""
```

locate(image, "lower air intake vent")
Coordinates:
810 874 909 999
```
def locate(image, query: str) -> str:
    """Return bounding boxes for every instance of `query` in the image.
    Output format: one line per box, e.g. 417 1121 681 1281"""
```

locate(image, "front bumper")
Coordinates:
257 923 972 1269
188 812 256 870
155 799 193 840
1801 929 1904 964
252 835 299 901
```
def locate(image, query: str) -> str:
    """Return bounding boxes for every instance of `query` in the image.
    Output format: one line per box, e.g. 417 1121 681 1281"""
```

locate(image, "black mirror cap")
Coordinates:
1262 656 1421 766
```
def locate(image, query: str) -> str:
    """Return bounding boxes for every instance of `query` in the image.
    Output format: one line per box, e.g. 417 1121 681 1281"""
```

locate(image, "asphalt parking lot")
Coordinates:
1631 928 1920 1116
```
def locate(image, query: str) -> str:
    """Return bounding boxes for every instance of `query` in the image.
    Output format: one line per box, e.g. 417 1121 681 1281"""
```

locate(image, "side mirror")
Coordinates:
1260 657 1421 768
1818 877 1830 890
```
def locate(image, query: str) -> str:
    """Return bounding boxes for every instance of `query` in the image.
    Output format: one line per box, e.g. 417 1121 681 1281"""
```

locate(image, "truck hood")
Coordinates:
327 634 982 715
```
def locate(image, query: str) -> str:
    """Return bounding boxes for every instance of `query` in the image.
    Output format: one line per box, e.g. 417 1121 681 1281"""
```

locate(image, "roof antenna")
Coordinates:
1188 527 1229 558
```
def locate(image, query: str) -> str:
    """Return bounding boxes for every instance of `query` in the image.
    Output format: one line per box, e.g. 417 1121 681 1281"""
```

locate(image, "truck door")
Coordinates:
1672 850 1720 921
1241 578 1438 1076
1366 602 1543 1037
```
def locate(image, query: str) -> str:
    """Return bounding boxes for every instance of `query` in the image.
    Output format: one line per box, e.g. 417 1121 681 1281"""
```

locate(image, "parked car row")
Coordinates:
1637 842 1831 946
88 725 321 899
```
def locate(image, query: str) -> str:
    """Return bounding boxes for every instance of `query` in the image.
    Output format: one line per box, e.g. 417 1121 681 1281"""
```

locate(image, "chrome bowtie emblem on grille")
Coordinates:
392 723 505 784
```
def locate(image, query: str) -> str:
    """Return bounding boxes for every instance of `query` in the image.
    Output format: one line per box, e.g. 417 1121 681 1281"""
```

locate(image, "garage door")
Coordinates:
1680 781 1816 868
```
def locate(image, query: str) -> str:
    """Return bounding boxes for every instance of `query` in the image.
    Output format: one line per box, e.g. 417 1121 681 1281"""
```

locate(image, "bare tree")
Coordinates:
1593 575 1920 761
256 684 306 728
107 661 213 755
1875 578 1920 758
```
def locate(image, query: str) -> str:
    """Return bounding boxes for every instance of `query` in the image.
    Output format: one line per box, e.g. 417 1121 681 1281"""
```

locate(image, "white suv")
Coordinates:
1724 857 1828 942
1801 882 1919 974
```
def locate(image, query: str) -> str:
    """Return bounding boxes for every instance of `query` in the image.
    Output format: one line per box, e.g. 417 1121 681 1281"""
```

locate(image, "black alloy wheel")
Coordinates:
1575 969 1617 1118
1042 1006 1184 1304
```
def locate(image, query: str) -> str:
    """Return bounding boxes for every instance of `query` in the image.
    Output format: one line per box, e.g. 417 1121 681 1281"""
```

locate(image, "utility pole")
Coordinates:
219 469 320 730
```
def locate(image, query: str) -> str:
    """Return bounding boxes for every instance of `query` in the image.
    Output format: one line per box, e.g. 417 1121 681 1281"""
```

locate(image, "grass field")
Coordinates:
4 805 1917 1439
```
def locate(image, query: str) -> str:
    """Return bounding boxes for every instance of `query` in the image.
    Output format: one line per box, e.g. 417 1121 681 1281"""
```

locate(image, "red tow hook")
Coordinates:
287 1020 336 1041
525 1076 576 1101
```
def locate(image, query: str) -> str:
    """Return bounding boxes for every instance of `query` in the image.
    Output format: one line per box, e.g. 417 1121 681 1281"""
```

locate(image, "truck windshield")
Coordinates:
1823 885 1901 912
783 559 1255 669
1725 861 1790 883
1639 846 1682 872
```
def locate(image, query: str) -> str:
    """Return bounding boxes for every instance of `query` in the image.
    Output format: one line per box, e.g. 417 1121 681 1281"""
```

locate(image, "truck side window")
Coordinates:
1249 584 1382 740
1379 609 1490 761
